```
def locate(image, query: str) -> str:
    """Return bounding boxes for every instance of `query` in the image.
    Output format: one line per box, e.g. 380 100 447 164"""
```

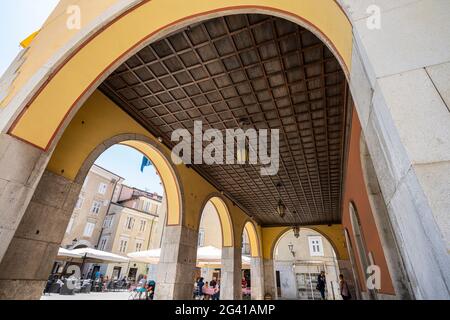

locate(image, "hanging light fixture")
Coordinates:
237 118 250 163
293 226 300 238
276 182 286 218
277 199 286 218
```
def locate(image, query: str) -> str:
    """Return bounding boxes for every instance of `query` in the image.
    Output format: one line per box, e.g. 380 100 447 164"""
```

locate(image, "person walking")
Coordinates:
212 280 220 300
339 274 352 300
317 271 326 300
197 277 205 300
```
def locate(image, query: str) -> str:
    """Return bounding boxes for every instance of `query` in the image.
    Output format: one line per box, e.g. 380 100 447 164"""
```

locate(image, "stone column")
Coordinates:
154 225 198 300
263 258 276 299
360 136 413 299
0 134 48 264
349 1 450 299
0 170 81 299
250 257 264 300
220 246 242 300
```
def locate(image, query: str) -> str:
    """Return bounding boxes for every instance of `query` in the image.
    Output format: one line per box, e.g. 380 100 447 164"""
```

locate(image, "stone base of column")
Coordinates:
0 133 48 263
263 259 276 299
221 246 242 300
155 225 198 300
0 170 81 300
250 257 264 300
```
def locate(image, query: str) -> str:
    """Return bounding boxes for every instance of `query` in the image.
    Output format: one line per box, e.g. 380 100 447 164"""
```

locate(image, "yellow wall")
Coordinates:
8 0 352 150
46 90 258 251
261 224 348 260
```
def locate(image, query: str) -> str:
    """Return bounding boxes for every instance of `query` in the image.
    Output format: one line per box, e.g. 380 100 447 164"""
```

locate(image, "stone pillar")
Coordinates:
263 258 276 299
0 134 48 264
348 1 450 299
250 257 264 300
220 246 242 300
337 259 359 300
360 136 413 299
155 225 197 300
0 170 81 299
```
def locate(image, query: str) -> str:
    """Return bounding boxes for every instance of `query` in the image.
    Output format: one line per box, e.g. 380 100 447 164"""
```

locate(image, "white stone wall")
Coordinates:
341 0 450 299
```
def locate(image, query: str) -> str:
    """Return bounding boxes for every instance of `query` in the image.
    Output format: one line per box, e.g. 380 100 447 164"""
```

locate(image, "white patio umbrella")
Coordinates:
128 246 252 267
127 248 161 264
70 248 130 263
57 247 84 259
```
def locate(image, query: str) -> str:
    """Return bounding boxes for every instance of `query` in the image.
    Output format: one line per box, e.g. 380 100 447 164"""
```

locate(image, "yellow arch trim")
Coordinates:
46 90 182 226
9 0 352 149
208 196 234 247
121 140 181 226
261 225 348 260
244 221 260 257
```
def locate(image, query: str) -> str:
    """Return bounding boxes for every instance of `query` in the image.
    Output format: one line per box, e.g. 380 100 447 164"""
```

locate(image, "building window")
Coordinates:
135 242 143 252
143 201 150 212
75 196 84 209
66 217 75 234
119 239 128 253
125 216 135 230
99 236 109 251
198 228 205 247
103 215 114 229
139 220 146 232
83 222 96 237
308 236 324 256
91 200 102 214
98 182 108 195
150 203 158 214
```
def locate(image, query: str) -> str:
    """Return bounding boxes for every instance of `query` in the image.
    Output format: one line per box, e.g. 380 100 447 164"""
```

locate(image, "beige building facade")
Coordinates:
274 229 340 300
62 165 123 249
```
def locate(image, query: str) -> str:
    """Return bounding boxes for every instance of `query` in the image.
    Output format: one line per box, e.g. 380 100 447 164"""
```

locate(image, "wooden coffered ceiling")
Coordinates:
100 14 349 226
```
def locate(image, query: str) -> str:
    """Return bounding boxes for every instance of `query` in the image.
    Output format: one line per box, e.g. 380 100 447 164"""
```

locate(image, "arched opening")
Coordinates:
0 132 182 299
272 227 341 300
241 221 263 300
195 195 235 300
1 2 355 300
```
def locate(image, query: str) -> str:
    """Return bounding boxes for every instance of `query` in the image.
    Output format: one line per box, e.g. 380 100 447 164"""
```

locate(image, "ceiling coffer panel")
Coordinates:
100 14 347 226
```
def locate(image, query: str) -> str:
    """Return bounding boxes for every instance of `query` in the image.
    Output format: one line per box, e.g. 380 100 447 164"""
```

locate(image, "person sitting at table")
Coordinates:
202 282 211 300
242 277 247 288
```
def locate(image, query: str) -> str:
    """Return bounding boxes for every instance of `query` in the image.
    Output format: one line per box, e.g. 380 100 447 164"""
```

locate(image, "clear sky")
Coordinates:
0 0 59 75
0 2 163 195
95 145 163 195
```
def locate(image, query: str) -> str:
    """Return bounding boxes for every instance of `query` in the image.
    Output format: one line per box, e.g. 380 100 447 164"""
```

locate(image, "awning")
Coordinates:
60 248 130 263
128 246 251 267
57 247 84 259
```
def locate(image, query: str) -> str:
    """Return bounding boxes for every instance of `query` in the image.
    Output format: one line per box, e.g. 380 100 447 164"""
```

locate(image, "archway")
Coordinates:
0 131 183 299
272 227 341 300
0 2 351 300
241 220 264 300
7 1 352 151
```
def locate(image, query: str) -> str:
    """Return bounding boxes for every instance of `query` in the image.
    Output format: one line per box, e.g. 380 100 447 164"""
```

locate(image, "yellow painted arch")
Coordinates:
9 0 352 150
47 90 183 226
207 196 234 247
244 221 260 258
120 140 182 226
261 225 348 260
